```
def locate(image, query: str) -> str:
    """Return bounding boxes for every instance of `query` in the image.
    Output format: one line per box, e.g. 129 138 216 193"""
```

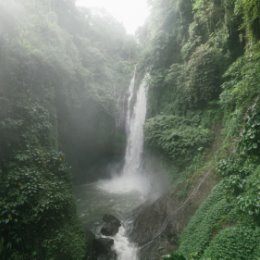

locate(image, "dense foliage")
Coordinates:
145 115 210 163
138 0 260 259
0 96 86 259
1 0 260 259
0 0 136 258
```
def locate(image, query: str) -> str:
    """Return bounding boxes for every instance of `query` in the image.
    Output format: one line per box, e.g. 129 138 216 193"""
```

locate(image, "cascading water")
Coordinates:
125 67 136 132
77 71 168 260
96 70 149 260
112 225 138 260
98 70 149 195
122 75 147 177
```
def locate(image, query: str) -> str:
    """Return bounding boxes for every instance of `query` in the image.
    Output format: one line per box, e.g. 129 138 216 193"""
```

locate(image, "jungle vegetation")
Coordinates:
0 0 136 259
139 0 260 259
0 0 259 259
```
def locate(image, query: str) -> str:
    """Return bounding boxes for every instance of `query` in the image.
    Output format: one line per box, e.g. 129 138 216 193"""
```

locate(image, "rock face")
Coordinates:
130 172 216 260
130 194 174 260
100 214 121 236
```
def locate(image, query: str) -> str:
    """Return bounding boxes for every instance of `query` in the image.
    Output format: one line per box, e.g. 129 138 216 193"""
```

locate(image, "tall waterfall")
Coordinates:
122 74 147 177
125 67 136 132
96 71 151 260
98 70 149 194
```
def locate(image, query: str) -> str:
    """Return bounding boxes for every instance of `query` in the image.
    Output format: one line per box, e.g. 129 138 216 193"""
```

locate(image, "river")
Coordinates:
76 182 143 259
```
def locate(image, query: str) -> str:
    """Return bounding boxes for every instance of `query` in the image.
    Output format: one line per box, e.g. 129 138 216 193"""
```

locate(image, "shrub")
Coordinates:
145 115 211 163
0 149 86 260
202 226 260 260
217 158 251 195
240 102 260 156
217 159 260 221
235 0 260 41
162 253 186 260
178 183 232 257
183 44 228 108
237 166 260 221
0 102 86 259
220 43 260 109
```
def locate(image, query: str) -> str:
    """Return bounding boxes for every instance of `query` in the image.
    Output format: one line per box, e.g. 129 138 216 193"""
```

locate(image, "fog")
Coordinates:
76 0 149 34
0 0 25 34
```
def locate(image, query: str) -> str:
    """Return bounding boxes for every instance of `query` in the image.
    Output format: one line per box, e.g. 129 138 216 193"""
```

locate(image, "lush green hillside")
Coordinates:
1 0 259 259
138 0 260 259
0 0 136 259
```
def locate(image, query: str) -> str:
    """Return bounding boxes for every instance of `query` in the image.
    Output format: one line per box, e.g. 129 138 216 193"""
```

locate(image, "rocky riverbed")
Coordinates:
76 168 215 260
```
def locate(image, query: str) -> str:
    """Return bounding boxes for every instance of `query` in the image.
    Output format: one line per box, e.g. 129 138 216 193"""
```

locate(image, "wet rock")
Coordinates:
103 214 121 225
94 238 117 260
94 238 114 253
130 171 216 260
84 229 117 260
101 214 121 236
85 230 97 260
130 195 169 245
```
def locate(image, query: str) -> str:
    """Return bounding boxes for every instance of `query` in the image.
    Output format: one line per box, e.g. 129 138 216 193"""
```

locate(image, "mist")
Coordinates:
0 1 25 34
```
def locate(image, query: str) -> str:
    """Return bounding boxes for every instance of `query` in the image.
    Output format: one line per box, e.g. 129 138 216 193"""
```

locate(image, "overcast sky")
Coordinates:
76 0 149 34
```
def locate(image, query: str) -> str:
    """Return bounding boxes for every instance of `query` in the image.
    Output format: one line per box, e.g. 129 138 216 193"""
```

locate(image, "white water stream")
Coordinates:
123 75 147 178
97 70 149 260
98 71 149 195
112 225 138 260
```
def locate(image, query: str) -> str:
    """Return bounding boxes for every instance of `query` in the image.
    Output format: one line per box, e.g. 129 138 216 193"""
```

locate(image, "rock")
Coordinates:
84 230 117 260
84 215 121 260
100 214 121 236
130 171 216 260
130 195 169 245
103 214 121 225
94 238 114 254
85 229 97 260
94 238 117 260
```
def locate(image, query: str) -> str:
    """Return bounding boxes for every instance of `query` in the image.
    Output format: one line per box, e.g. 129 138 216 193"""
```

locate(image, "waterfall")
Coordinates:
125 67 136 132
112 225 138 260
98 70 149 195
95 71 152 260
122 74 147 177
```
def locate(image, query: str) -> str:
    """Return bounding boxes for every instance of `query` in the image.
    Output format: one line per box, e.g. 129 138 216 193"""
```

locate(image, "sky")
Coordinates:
76 0 149 34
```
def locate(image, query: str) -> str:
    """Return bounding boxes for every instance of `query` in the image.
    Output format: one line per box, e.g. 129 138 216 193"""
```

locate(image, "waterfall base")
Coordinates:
97 173 151 197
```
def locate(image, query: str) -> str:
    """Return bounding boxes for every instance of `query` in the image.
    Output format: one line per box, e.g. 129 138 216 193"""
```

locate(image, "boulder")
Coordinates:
100 214 121 236
103 214 121 225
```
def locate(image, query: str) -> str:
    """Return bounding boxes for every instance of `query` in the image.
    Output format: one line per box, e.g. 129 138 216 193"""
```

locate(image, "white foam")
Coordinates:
98 73 149 198
97 173 150 196
113 225 138 260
